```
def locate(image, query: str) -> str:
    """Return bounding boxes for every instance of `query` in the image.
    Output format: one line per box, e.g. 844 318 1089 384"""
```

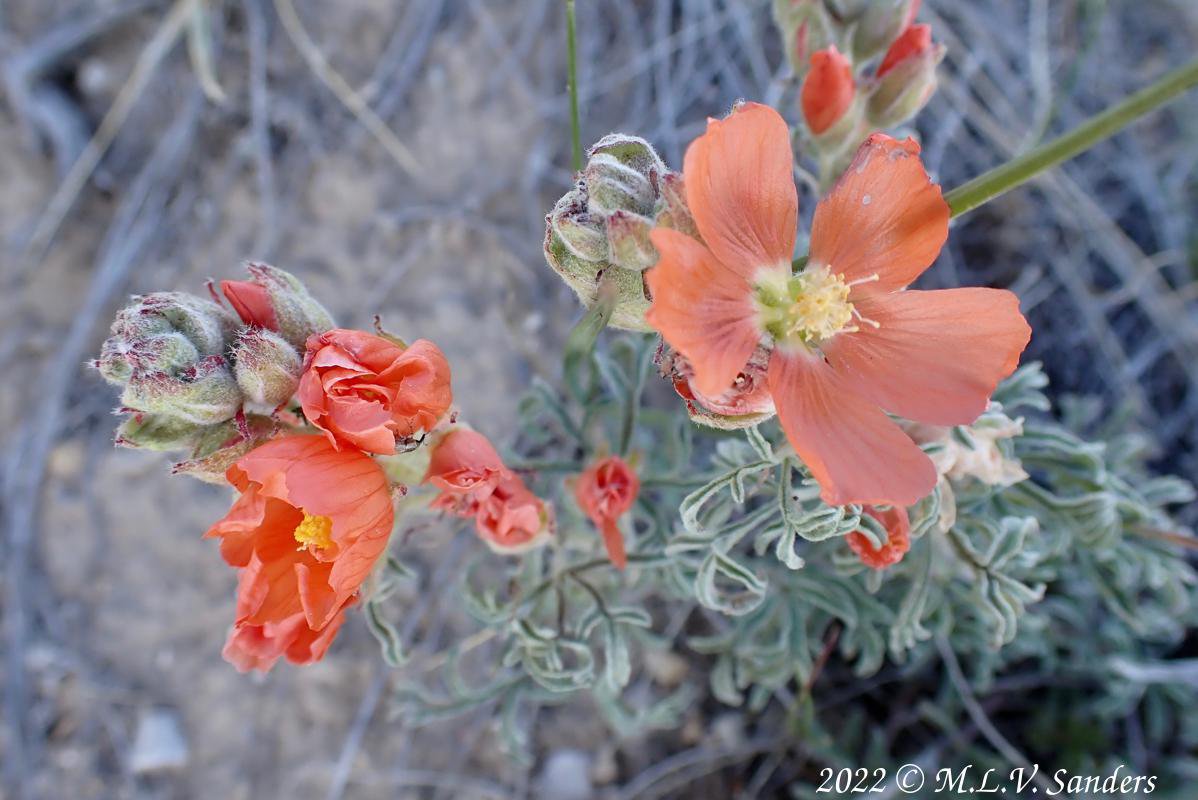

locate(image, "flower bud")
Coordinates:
867 24 944 128
98 292 238 385
232 328 302 408
121 354 242 425
583 154 656 217
171 414 277 484
772 0 834 78
851 0 920 63
654 172 698 238
97 292 238 386
545 134 681 332
606 210 656 272
115 413 205 452
801 45 857 136
220 263 334 349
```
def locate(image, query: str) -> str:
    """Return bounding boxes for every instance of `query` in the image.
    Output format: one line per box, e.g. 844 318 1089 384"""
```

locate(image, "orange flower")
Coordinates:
645 103 1030 506
206 435 394 671
573 456 640 569
424 428 552 554
801 46 855 135
846 505 911 569
299 329 452 455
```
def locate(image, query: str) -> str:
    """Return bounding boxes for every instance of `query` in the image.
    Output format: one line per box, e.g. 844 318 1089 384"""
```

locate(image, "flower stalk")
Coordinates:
565 0 582 171
945 57 1198 218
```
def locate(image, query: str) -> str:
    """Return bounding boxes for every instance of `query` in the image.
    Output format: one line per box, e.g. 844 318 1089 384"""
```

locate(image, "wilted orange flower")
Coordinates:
574 456 640 569
299 329 452 455
206 435 394 671
425 428 505 515
424 428 552 554
801 45 855 135
645 103 1030 506
846 505 911 569
475 473 553 554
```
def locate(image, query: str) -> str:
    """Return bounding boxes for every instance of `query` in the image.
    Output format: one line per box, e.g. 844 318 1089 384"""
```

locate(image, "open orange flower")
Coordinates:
573 456 640 569
846 505 911 569
645 103 1030 506
424 428 552 554
299 329 452 455
206 435 394 671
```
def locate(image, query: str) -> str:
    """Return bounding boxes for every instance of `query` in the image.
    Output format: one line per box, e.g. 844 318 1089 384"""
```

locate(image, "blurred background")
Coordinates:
1 0 1195 798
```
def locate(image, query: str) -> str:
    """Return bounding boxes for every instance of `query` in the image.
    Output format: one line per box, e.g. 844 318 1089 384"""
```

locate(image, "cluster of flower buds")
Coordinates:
774 0 945 160
98 261 560 671
95 264 332 482
544 134 694 331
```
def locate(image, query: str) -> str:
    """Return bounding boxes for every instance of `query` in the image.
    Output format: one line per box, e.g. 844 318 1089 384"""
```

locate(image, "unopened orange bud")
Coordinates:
801 46 856 135
867 24 944 128
876 23 932 78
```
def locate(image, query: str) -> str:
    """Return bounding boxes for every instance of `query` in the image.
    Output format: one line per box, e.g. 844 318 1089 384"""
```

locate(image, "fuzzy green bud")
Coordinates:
851 0 918 63
171 415 277 484
97 293 238 386
772 0 835 78
606 210 657 272
121 355 242 425
545 134 689 332
115 413 205 452
232 328 302 408
654 172 698 238
867 38 944 128
583 154 657 216
220 263 334 350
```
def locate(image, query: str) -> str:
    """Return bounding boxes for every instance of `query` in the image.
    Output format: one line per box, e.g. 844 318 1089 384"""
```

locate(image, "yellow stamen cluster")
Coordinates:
293 511 334 550
756 264 857 347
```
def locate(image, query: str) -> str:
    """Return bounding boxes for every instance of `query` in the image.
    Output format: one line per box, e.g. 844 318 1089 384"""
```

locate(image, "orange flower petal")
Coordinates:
645 228 761 398
233 435 393 546
846 505 911 569
767 349 937 506
682 102 798 274
810 134 949 293
827 288 1031 426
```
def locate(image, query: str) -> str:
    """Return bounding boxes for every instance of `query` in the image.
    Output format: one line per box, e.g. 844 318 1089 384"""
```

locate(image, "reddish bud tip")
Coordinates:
801 45 856 135
221 279 278 330
877 23 933 78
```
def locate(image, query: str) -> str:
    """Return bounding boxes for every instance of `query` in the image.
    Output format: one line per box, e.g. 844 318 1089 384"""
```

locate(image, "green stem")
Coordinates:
565 0 582 172
944 57 1198 218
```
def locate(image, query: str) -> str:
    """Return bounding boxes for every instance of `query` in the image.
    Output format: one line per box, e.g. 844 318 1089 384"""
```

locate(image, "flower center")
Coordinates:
755 263 865 347
293 511 334 550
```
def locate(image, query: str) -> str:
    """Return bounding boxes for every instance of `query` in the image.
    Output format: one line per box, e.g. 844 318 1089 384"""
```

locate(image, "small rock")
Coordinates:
643 649 689 688
710 713 745 750
589 744 618 785
48 440 85 480
536 749 593 800
129 708 189 774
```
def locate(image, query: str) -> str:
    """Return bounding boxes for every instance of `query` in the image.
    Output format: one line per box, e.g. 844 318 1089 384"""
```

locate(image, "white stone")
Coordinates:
129 708 189 774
